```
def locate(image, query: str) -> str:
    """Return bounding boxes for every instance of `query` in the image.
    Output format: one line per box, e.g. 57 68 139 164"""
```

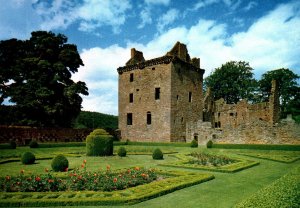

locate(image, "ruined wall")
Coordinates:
0 126 91 145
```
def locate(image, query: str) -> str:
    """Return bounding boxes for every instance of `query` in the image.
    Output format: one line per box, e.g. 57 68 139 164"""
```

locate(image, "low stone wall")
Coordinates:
0 126 92 145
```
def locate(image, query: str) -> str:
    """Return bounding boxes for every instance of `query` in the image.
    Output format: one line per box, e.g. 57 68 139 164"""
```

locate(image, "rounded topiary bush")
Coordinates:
191 139 198 148
21 152 36 164
9 140 17 149
207 140 213 148
117 147 127 157
86 129 113 156
51 154 69 172
29 140 39 148
152 148 163 160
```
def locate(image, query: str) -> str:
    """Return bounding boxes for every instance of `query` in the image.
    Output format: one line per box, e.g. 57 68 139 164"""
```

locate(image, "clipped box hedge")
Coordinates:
160 154 259 173
212 143 300 151
0 169 214 207
234 165 300 208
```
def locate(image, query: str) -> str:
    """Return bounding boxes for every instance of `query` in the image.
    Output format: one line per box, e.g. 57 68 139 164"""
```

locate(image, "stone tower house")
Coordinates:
117 42 205 142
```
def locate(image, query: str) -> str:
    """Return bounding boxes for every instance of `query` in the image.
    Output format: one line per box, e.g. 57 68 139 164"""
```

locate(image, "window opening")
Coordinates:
130 73 134 82
129 93 133 103
127 113 132 125
147 112 151 125
189 92 192 102
155 88 160 100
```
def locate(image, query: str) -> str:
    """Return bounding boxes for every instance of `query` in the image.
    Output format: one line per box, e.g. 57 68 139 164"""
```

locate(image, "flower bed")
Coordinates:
0 168 214 207
160 153 259 173
237 152 300 163
1 166 157 192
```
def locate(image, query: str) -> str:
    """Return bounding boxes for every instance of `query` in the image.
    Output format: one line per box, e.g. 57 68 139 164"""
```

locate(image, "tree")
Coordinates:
259 68 299 118
204 61 257 104
0 31 88 127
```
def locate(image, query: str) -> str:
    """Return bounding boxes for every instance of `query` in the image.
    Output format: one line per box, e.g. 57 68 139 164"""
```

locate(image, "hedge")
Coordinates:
116 141 191 147
212 143 300 151
235 165 300 208
160 154 259 173
0 169 214 207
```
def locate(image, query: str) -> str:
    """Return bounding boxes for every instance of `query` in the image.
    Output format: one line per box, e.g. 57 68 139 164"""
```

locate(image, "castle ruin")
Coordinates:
117 42 299 144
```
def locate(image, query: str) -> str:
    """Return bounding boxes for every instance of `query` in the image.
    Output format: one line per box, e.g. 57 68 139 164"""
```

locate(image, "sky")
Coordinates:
1 0 300 115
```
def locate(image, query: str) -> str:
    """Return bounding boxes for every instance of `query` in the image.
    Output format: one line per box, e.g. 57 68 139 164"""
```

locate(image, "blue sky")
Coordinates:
1 0 300 115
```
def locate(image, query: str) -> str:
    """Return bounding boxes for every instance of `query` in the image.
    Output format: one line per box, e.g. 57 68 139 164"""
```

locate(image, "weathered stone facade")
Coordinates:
117 42 204 142
118 42 299 144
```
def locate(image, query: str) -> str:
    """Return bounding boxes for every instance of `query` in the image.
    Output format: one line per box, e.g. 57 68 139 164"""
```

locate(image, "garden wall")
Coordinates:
0 126 92 145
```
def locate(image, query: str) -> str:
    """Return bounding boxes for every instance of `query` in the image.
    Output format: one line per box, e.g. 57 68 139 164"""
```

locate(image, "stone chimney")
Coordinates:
126 48 145 66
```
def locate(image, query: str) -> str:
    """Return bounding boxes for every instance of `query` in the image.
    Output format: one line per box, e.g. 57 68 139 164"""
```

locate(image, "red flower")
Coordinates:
135 167 140 171
113 178 118 183
48 179 54 183
94 173 97 177
77 175 82 180
83 159 87 164
106 165 111 171
81 164 85 168
35 176 41 182
5 176 10 181
127 169 131 174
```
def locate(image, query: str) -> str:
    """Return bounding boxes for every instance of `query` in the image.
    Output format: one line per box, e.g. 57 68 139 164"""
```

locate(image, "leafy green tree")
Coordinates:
259 68 299 118
204 61 257 103
0 31 88 127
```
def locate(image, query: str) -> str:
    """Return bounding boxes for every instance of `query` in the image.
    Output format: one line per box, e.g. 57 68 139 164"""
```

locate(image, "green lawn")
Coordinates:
0 145 299 207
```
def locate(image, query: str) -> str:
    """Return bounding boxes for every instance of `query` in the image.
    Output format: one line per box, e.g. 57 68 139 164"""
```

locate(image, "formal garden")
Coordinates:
0 129 299 207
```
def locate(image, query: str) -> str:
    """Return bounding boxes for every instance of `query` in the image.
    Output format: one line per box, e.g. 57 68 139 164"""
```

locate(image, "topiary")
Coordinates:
90 129 110 136
207 140 213 148
9 140 17 149
152 148 163 160
190 139 198 148
86 134 113 156
29 140 39 148
21 152 36 164
117 147 127 157
51 154 69 172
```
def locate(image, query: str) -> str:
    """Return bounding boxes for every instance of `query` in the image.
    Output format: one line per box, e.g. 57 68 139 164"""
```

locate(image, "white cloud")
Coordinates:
145 0 170 5
157 9 180 32
74 1 300 115
34 0 131 33
192 0 219 10
244 1 258 11
138 8 152 29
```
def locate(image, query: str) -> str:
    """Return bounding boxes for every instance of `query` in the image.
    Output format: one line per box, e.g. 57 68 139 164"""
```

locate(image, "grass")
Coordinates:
0 145 299 207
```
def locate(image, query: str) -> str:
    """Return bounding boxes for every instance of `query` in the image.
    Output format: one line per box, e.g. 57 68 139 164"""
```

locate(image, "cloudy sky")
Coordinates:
1 0 300 115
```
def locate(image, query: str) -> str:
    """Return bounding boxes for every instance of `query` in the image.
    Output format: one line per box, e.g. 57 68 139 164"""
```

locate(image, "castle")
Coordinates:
117 42 299 144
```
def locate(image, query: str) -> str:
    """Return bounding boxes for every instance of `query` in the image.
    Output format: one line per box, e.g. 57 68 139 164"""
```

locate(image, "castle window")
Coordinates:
152 67 155 70
230 113 234 116
130 73 134 82
189 92 192 102
147 111 151 125
127 113 132 125
155 88 160 100
129 93 133 103
177 95 179 100
181 117 184 123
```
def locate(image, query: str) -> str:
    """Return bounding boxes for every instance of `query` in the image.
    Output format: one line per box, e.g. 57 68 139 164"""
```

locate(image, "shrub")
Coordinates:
207 140 213 148
9 140 16 149
152 148 163 160
86 133 113 156
190 139 198 148
21 152 36 164
90 128 110 136
29 140 39 148
51 155 69 172
117 147 127 157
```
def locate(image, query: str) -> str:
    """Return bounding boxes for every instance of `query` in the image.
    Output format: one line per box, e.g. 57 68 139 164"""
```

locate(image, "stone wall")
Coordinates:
0 126 91 145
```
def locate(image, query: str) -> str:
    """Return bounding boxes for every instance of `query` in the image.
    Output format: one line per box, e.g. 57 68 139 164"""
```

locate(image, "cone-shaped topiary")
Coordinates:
86 129 113 156
29 140 39 148
152 148 163 160
191 139 198 148
117 147 127 157
51 154 69 172
207 140 213 148
21 152 36 164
